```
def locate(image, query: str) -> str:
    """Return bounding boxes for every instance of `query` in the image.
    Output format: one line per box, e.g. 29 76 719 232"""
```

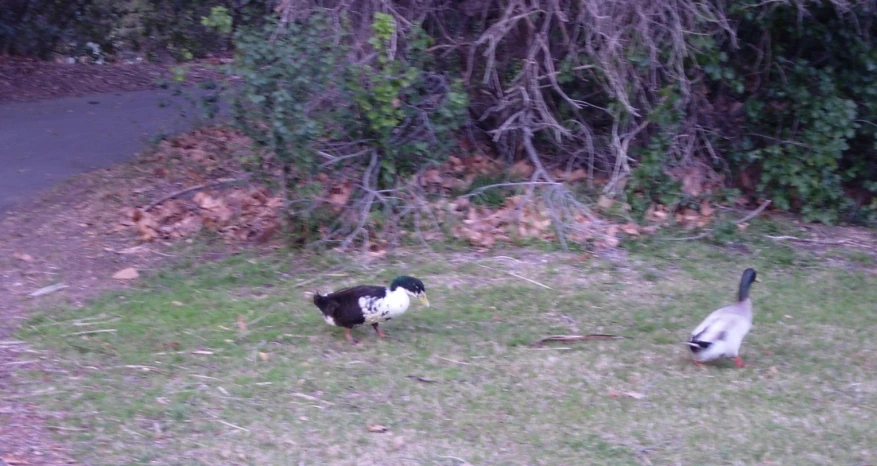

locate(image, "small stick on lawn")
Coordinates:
216 419 250 432
474 263 553 290
530 334 625 347
765 235 851 246
406 375 438 384
63 329 117 337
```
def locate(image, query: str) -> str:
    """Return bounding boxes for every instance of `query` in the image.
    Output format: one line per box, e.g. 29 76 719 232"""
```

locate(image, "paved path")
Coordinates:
0 89 225 215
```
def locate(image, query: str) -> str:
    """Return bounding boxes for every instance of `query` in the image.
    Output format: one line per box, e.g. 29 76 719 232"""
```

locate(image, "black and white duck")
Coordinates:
686 268 760 368
312 276 429 344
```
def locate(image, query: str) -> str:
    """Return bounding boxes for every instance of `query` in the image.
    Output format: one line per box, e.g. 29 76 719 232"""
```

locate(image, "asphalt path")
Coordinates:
0 88 226 215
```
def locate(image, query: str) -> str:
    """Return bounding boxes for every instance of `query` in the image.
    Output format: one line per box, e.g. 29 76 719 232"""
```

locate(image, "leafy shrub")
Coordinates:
228 11 468 240
723 1 877 224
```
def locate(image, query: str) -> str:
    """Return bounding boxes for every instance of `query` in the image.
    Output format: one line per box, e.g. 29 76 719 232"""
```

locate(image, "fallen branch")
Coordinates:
736 199 772 224
530 334 625 347
291 392 334 405
63 329 117 337
28 283 68 297
406 375 438 384
216 419 250 432
474 263 553 290
664 232 711 242
437 456 473 466
111 364 165 374
143 177 242 211
664 199 773 242
765 235 850 245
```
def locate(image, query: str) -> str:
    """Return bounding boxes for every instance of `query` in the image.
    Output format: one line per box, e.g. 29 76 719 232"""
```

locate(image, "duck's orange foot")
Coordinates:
372 323 387 338
694 360 704 367
734 356 746 368
344 328 360 346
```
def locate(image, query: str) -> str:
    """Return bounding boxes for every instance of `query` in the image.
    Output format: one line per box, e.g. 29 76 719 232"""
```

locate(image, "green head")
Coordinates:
390 276 430 307
738 268 760 302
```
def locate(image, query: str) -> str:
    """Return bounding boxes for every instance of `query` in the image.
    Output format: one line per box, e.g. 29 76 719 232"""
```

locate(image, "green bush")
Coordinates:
723 1 877 224
229 11 468 237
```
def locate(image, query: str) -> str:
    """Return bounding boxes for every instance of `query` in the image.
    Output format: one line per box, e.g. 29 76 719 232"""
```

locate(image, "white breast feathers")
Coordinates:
359 287 411 325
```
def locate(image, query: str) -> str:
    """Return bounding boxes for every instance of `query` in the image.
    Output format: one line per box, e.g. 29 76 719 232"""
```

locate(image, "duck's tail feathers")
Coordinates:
685 340 711 354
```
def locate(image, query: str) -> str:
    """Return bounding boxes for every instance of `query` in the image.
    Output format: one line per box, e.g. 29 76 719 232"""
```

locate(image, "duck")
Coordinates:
312 276 429 344
686 268 760 367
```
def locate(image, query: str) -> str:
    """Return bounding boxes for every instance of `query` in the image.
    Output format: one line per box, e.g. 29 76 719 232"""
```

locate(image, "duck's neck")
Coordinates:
738 278 753 303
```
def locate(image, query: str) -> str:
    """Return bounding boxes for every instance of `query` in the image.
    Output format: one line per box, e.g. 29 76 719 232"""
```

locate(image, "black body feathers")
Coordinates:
313 286 387 329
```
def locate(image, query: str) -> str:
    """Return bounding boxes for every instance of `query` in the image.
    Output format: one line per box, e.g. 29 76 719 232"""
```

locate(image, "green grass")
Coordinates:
17 239 877 465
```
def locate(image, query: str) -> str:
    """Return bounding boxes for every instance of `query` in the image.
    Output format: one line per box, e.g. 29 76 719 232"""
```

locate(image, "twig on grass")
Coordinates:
406 375 438 384
530 334 625 347
28 283 68 297
216 419 250 432
765 235 851 246
437 456 473 466
292 392 334 405
664 232 711 242
111 364 165 374
46 425 88 432
63 329 117 337
474 263 553 290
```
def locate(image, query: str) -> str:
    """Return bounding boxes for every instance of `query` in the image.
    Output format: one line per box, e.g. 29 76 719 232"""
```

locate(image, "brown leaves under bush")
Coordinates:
120 187 282 244
109 127 734 251
452 195 591 249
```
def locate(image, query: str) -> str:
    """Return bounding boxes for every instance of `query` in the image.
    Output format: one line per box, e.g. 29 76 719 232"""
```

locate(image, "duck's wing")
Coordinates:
319 285 386 328
688 305 747 347
324 285 386 303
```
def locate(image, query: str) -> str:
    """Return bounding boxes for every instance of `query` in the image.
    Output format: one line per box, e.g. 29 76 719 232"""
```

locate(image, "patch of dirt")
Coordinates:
0 57 229 105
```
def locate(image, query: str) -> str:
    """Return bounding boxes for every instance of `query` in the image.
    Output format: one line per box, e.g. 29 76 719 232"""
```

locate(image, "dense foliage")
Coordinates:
4 0 875 226
0 0 270 61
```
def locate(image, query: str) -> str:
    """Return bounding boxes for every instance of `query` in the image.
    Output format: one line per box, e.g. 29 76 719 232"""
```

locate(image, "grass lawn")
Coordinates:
17 231 877 465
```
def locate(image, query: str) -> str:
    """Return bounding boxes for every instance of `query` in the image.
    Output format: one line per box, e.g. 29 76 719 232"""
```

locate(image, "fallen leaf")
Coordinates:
510 160 535 178
597 195 615 210
700 198 715 217
623 391 646 400
13 252 34 262
237 314 248 333
737 222 750 231
171 301 184 306
258 352 269 361
367 424 388 433
620 222 640 236
392 436 406 450
327 180 354 212
112 267 139 280
681 167 704 196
